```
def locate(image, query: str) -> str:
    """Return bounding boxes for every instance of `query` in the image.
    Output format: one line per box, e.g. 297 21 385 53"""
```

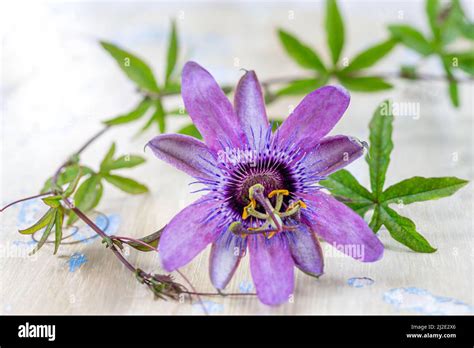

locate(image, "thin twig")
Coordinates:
177 269 208 315
0 192 53 212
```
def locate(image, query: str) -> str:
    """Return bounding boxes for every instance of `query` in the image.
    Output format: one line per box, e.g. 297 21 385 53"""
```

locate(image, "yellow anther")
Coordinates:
267 231 277 239
268 189 289 198
241 199 256 220
297 200 307 209
286 200 307 211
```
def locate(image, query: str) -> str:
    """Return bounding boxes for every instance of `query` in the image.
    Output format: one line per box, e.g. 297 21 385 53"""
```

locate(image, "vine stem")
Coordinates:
63 198 137 273
0 192 53 212
113 235 257 297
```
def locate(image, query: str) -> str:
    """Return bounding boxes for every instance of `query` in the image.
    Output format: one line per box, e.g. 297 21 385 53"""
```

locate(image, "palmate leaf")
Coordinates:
441 58 460 107
366 100 393 198
178 123 202 139
153 99 166 133
320 169 372 202
41 165 93 194
379 205 436 253
338 75 393 92
275 76 329 97
388 25 433 56
426 0 441 41
325 0 345 65
29 209 57 256
100 143 116 171
382 177 468 205
368 205 383 232
277 29 326 73
320 100 468 253
446 51 474 76
342 39 397 73
99 143 146 172
103 174 148 194
54 207 64 255
100 41 159 92
67 175 103 226
18 208 56 235
105 155 146 171
104 98 152 126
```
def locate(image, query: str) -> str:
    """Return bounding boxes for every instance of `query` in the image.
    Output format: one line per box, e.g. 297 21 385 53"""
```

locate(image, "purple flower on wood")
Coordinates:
147 61 384 306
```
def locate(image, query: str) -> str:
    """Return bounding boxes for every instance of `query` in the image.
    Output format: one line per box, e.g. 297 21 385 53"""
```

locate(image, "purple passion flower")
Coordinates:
147 61 384 306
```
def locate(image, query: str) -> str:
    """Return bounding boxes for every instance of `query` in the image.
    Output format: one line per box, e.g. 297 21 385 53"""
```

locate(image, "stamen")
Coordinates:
268 189 289 198
234 184 307 239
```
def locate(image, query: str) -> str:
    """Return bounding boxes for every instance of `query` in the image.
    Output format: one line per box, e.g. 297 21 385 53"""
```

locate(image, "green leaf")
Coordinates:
154 99 166 133
325 0 345 65
369 205 383 232
446 51 474 76
271 119 284 132
126 228 163 252
439 0 469 44
165 20 178 86
366 100 394 198
63 167 83 197
388 25 433 56
379 205 436 253
426 0 441 41
338 75 393 92
350 202 375 217
104 174 149 194
42 195 62 208
67 175 103 226
278 29 326 72
41 165 92 194
320 169 373 202
178 123 202 139
343 39 397 73
100 143 116 172
103 98 152 126
30 209 57 255
275 76 329 97
162 82 181 94
442 58 460 107
382 176 468 205
104 155 146 171
448 79 459 107
18 208 55 235
100 41 159 92
54 208 64 255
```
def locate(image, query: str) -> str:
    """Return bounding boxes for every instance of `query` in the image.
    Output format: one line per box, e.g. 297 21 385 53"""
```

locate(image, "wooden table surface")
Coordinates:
1 0 473 315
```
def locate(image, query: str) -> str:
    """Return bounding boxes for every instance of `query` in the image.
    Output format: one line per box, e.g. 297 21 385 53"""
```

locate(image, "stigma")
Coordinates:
230 184 306 239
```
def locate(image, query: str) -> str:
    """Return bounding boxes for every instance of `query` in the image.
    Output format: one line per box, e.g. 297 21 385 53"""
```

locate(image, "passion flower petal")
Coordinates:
276 85 350 152
287 223 324 277
147 134 219 180
302 191 384 262
181 61 245 153
159 194 223 272
304 135 365 177
209 231 247 290
234 70 269 150
249 234 294 306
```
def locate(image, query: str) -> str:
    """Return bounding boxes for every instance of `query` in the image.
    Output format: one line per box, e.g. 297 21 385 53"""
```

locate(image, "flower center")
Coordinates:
223 157 297 214
239 173 285 205
229 183 307 239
